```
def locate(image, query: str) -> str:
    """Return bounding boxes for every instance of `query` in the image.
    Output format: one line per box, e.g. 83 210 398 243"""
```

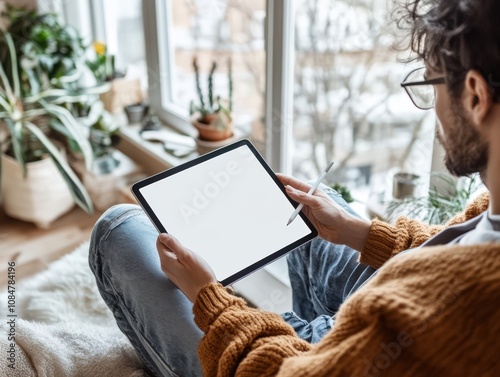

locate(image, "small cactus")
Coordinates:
190 56 233 127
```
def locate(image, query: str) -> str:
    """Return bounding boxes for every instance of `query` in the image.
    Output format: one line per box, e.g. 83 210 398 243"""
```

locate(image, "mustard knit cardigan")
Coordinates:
193 192 500 376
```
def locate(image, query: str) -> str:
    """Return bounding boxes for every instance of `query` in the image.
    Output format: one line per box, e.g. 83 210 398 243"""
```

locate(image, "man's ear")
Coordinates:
463 70 493 127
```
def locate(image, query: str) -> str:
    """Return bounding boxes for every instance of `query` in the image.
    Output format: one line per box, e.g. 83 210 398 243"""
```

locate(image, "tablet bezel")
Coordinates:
131 139 318 286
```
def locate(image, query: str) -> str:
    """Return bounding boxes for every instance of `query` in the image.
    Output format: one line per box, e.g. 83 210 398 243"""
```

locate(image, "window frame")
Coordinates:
142 0 294 173
142 0 195 136
264 0 295 173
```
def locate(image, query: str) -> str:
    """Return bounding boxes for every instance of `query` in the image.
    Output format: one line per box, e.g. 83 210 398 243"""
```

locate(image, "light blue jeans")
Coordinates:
89 187 377 377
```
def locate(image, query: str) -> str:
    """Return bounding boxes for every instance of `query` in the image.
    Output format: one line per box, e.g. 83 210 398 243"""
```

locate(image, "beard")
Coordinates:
435 97 489 177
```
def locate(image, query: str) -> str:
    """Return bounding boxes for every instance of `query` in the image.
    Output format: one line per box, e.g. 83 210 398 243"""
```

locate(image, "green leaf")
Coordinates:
24 89 72 103
22 109 48 119
0 83 8 99
0 38 14 101
4 33 20 98
0 95 11 112
47 94 89 105
6 120 26 177
48 118 74 139
56 68 82 84
0 57 12 95
79 82 111 95
40 101 94 171
23 66 41 96
24 121 93 214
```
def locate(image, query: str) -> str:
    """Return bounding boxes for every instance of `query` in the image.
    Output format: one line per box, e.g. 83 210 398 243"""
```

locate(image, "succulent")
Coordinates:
189 57 233 126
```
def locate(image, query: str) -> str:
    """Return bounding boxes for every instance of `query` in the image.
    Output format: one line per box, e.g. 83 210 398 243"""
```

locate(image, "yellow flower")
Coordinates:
93 42 107 56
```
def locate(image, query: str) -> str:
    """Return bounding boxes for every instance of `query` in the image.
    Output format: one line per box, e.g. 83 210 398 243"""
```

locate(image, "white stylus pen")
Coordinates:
286 161 335 226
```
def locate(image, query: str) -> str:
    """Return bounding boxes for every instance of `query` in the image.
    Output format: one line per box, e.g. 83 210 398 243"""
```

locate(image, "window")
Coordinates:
97 0 147 88
42 0 147 88
144 1 435 196
145 0 267 154
55 0 436 195
292 0 435 204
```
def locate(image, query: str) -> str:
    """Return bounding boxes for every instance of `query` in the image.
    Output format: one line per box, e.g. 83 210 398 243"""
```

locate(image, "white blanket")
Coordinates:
0 320 146 377
0 242 148 376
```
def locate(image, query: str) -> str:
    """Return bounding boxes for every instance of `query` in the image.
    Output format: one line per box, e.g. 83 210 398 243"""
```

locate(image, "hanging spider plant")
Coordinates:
0 32 103 214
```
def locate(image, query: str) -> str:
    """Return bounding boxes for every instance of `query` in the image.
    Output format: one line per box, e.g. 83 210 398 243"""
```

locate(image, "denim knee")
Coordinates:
318 183 359 217
91 204 142 244
89 204 143 278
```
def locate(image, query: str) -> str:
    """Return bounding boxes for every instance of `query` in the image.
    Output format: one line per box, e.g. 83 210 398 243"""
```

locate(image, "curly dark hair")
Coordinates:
396 0 500 102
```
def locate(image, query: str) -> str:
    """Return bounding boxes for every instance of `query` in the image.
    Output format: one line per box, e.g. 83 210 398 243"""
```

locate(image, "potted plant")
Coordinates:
0 31 95 227
123 102 149 125
392 172 421 199
2 6 87 92
386 173 482 225
69 99 131 211
70 99 121 173
87 41 144 114
85 42 126 83
329 183 354 203
189 57 233 142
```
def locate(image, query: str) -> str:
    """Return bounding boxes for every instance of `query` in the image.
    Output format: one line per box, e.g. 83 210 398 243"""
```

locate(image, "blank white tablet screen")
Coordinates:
139 144 313 283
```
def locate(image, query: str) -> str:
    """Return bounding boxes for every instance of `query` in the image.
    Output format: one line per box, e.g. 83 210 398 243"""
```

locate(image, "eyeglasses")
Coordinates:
401 67 446 110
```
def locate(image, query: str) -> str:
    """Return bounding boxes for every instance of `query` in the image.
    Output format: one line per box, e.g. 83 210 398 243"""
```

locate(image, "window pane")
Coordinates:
167 0 266 151
102 0 147 87
292 0 434 208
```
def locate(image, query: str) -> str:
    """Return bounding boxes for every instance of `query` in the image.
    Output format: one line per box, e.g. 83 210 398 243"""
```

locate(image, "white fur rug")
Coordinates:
0 242 148 377
14 241 115 325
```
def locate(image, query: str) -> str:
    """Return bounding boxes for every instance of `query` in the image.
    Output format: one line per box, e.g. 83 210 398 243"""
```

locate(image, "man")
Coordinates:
90 0 500 375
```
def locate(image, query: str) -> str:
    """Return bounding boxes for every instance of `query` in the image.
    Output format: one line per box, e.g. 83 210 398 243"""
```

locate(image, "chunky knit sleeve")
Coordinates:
360 191 489 268
193 283 311 377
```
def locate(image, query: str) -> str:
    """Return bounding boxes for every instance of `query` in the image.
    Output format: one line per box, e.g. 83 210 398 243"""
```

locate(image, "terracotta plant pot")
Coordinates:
191 114 233 142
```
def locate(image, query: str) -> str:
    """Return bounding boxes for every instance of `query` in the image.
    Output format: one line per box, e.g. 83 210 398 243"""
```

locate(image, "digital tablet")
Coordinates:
131 139 317 286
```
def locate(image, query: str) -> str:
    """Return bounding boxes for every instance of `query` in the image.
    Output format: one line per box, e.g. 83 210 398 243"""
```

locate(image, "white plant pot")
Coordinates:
1 153 75 228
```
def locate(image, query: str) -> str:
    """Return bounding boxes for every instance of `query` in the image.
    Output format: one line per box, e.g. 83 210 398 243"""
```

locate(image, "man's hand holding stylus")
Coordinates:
156 234 217 303
277 173 371 252
157 174 372 303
